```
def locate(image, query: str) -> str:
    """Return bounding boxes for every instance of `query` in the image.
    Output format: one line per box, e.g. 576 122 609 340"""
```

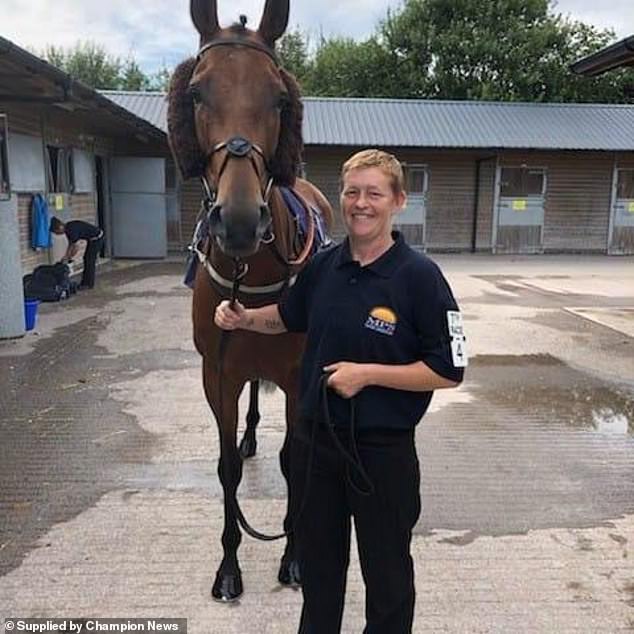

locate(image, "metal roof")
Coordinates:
302 98 634 151
571 35 634 76
103 91 634 152
100 91 168 133
0 36 165 142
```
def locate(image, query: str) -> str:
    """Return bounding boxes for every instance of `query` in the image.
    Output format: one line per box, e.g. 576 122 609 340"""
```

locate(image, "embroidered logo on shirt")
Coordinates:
365 306 397 336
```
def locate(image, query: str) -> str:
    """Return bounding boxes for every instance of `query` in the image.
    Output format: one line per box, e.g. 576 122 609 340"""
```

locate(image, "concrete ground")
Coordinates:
1 254 633 633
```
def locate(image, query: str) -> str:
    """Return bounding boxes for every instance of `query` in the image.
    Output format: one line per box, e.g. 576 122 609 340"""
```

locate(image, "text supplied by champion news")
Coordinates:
3 620 187 633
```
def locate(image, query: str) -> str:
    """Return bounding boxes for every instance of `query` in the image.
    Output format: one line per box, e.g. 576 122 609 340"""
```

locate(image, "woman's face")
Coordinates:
340 167 406 245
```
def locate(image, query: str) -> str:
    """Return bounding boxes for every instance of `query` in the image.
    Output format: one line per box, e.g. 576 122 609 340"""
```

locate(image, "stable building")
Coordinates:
106 92 634 256
0 36 171 339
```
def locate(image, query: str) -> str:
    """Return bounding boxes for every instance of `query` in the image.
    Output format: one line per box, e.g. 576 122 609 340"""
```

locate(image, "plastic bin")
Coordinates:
24 298 40 331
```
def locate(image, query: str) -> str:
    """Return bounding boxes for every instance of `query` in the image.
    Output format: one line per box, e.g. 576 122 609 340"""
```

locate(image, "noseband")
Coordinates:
201 136 274 218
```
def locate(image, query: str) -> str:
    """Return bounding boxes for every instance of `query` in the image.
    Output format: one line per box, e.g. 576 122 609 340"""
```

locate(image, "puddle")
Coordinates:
592 408 630 435
473 354 634 436
416 354 634 539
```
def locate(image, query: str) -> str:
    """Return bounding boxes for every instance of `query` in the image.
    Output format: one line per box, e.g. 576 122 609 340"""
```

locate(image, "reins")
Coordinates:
216 258 288 541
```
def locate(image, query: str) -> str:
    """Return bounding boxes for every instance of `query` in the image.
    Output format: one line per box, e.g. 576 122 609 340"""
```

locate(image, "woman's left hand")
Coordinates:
323 362 370 399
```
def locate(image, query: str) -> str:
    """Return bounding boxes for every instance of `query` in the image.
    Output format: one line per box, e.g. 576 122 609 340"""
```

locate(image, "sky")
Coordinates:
1 0 632 75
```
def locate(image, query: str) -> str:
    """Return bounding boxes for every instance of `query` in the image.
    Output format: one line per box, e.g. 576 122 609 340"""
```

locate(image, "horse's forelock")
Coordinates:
167 57 205 180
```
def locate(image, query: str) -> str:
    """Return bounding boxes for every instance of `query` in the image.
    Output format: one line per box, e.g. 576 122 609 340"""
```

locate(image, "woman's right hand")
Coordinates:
214 299 248 330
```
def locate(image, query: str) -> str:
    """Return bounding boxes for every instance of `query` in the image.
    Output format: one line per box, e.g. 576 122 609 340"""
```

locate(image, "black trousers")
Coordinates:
81 237 103 288
291 420 421 634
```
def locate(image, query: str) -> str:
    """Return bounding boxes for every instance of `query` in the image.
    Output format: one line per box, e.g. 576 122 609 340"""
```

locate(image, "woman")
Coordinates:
215 149 467 633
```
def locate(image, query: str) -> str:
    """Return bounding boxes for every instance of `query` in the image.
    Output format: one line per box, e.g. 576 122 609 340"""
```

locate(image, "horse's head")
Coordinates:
168 0 303 258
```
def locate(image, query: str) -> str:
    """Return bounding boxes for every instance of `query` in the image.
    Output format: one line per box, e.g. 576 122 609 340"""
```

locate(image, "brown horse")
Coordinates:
167 0 333 602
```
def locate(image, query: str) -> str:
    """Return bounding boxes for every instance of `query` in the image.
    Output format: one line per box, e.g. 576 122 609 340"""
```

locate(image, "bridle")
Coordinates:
200 136 275 238
195 37 281 233
191 35 316 299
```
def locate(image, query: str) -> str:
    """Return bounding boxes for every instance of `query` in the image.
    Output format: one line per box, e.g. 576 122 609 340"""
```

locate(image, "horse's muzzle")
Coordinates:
208 203 272 257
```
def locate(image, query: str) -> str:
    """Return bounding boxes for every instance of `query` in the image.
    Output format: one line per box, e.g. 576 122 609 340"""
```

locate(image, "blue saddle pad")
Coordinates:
279 186 331 254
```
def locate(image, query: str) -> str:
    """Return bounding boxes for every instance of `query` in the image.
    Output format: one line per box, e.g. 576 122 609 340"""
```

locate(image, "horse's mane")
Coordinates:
273 68 303 186
167 46 303 187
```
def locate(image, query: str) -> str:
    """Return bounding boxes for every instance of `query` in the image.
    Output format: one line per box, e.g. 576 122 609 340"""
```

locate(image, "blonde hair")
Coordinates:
341 149 405 195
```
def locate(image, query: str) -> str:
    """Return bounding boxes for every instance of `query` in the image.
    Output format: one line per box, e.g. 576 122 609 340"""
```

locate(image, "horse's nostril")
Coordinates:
207 204 226 238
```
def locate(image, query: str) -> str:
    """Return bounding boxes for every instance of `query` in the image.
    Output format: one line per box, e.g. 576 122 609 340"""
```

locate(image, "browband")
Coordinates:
196 38 279 67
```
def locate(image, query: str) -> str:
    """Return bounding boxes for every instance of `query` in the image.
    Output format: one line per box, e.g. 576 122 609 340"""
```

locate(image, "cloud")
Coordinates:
1 0 631 74
554 0 633 37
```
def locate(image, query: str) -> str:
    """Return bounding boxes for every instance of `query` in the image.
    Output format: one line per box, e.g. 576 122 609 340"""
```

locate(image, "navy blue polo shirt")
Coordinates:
64 220 101 243
278 232 466 431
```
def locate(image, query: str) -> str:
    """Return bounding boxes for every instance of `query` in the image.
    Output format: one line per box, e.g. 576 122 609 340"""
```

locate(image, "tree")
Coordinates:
121 58 150 91
39 41 171 92
41 42 123 90
305 37 398 97
277 29 311 84
149 66 172 92
380 0 633 102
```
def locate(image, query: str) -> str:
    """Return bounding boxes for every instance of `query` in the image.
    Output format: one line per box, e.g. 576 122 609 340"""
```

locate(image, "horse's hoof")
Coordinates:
239 436 257 460
212 572 243 602
278 559 301 587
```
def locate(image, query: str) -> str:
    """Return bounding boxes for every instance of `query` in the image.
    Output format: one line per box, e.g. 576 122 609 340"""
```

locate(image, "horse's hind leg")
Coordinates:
278 386 301 587
239 380 259 459
204 362 245 602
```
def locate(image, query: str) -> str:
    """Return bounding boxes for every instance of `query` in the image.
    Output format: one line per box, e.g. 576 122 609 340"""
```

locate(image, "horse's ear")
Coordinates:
167 58 205 180
191 0 220 43
257 0 289 46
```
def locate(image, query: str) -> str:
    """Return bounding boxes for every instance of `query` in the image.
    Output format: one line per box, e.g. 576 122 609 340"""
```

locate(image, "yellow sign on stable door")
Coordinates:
513 199 527 211
628 201 634 214
55 195 64 211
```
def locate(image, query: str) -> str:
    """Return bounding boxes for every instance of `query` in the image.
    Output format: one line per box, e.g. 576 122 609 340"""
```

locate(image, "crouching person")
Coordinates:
50 216 104 289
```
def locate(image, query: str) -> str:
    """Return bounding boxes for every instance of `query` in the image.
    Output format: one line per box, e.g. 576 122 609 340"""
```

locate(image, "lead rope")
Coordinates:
216 274 373 543
318 374 375 497
217 259 288 541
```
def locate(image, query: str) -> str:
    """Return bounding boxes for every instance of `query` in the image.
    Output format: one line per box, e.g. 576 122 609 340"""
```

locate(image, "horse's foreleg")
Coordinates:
278 383 301 587
204 362 245 602
239 380 259 459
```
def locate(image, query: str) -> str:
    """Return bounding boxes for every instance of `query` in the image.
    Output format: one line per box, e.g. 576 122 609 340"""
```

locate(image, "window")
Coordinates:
45 145 74 193
0 115 9 198
500 167 545 197
617 170 634 199
403 165 427 195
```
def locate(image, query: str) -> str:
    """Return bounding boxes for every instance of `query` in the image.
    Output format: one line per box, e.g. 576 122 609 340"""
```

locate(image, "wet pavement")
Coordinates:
1 255 633 632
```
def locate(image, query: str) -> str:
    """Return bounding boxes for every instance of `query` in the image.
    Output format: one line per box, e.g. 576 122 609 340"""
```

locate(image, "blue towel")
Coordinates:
31 193 51 249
